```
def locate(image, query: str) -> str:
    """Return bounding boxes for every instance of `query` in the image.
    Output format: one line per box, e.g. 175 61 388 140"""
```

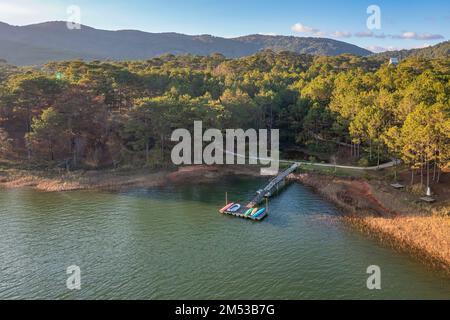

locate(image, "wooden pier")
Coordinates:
247 162 300 207
220 162 300 221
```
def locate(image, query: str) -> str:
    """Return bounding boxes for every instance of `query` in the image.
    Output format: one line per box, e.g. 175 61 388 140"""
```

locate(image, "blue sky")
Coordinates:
0 0 448 52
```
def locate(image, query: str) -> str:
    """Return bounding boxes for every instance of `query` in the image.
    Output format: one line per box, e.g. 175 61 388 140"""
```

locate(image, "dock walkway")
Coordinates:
220 162 300 221
246 162 300 207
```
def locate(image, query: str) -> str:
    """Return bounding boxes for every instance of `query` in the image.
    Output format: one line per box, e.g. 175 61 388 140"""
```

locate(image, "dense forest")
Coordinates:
0 50 448 184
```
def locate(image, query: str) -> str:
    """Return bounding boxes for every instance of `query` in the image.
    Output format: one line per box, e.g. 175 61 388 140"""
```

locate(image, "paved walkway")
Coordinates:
222 149 400 172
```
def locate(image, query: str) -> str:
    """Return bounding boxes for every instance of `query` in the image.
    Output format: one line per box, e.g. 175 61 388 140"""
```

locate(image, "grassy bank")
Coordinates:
347 215 450 274
288 170 450 275
297 162 367 178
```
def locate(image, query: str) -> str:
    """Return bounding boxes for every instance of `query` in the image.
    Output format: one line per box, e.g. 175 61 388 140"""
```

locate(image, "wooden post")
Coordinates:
225 192 228 206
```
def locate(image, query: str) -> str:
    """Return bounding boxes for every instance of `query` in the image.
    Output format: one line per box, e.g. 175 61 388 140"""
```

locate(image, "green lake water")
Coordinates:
0 176 449 299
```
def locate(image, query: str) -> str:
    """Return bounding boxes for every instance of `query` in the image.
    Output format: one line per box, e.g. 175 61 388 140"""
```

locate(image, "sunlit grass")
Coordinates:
346 215 450 274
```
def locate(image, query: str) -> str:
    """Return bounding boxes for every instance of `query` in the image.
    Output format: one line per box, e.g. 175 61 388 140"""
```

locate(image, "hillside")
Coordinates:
0 21 372 66
372 40 450 60
234 34 371 56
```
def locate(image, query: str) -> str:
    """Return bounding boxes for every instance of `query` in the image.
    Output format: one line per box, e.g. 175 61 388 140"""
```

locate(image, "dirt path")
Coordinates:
222 148 400 171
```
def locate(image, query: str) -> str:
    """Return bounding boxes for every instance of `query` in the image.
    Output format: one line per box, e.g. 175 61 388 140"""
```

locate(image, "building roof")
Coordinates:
389 57 399 65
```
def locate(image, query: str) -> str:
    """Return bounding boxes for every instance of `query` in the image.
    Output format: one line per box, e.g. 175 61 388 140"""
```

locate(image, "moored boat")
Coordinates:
251 208 266 218
219 202 234 213
244 208 253 217
228 204 241 213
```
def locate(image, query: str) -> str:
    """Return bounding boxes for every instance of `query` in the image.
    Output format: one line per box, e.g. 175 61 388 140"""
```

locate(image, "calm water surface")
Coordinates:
0 176 449 299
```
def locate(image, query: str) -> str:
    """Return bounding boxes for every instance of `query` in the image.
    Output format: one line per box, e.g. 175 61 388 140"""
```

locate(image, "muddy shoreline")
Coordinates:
0 165 262 192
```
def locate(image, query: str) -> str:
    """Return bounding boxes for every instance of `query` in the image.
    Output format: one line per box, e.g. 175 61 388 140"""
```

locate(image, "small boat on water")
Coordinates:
218 203 267 221
244 208 254 217
228 204 241 213
219 203 234 213
251 208 266 218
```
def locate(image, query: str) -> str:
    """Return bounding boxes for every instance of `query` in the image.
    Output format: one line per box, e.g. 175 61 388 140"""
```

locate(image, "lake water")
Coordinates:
0 176 449 299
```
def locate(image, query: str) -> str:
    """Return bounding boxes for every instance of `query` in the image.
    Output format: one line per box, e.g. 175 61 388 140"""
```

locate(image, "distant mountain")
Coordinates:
234 34 372 56
0 21 372 66
372 41 450 60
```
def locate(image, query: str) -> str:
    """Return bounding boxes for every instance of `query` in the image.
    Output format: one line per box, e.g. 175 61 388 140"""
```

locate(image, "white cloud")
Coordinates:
392 31 444 40
401 31 417 39
365 45 401 53
355 31 386 39
0 1 62 25
330 31 352 38
355 30 444 41
408 43 433 49
355 31 373 37
291 23 446 42
314 31 327 37
366 43 435 53
291 23 329 37
291 23 319 34
365 46 383 53
374 33 387 39
258 32 277 36
0 3 34 15
417 33 444 40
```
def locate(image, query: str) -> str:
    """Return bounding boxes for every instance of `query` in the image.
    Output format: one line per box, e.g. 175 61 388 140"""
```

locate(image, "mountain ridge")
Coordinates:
0 21 372 66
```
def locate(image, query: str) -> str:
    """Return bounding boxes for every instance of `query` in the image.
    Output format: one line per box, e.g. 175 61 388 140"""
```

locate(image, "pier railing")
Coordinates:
246 162 300 207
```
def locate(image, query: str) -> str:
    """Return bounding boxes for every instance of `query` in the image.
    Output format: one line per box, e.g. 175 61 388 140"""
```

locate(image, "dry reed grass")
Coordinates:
346 215 450 275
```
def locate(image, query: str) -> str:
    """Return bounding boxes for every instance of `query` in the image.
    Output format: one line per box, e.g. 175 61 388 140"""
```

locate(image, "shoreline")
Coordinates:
288 172 450 275
0 165 263 192
1 165 449 275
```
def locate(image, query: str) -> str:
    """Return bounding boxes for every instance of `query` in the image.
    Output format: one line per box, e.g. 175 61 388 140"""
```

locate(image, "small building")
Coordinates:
389 57 399 66
390 183 404 189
